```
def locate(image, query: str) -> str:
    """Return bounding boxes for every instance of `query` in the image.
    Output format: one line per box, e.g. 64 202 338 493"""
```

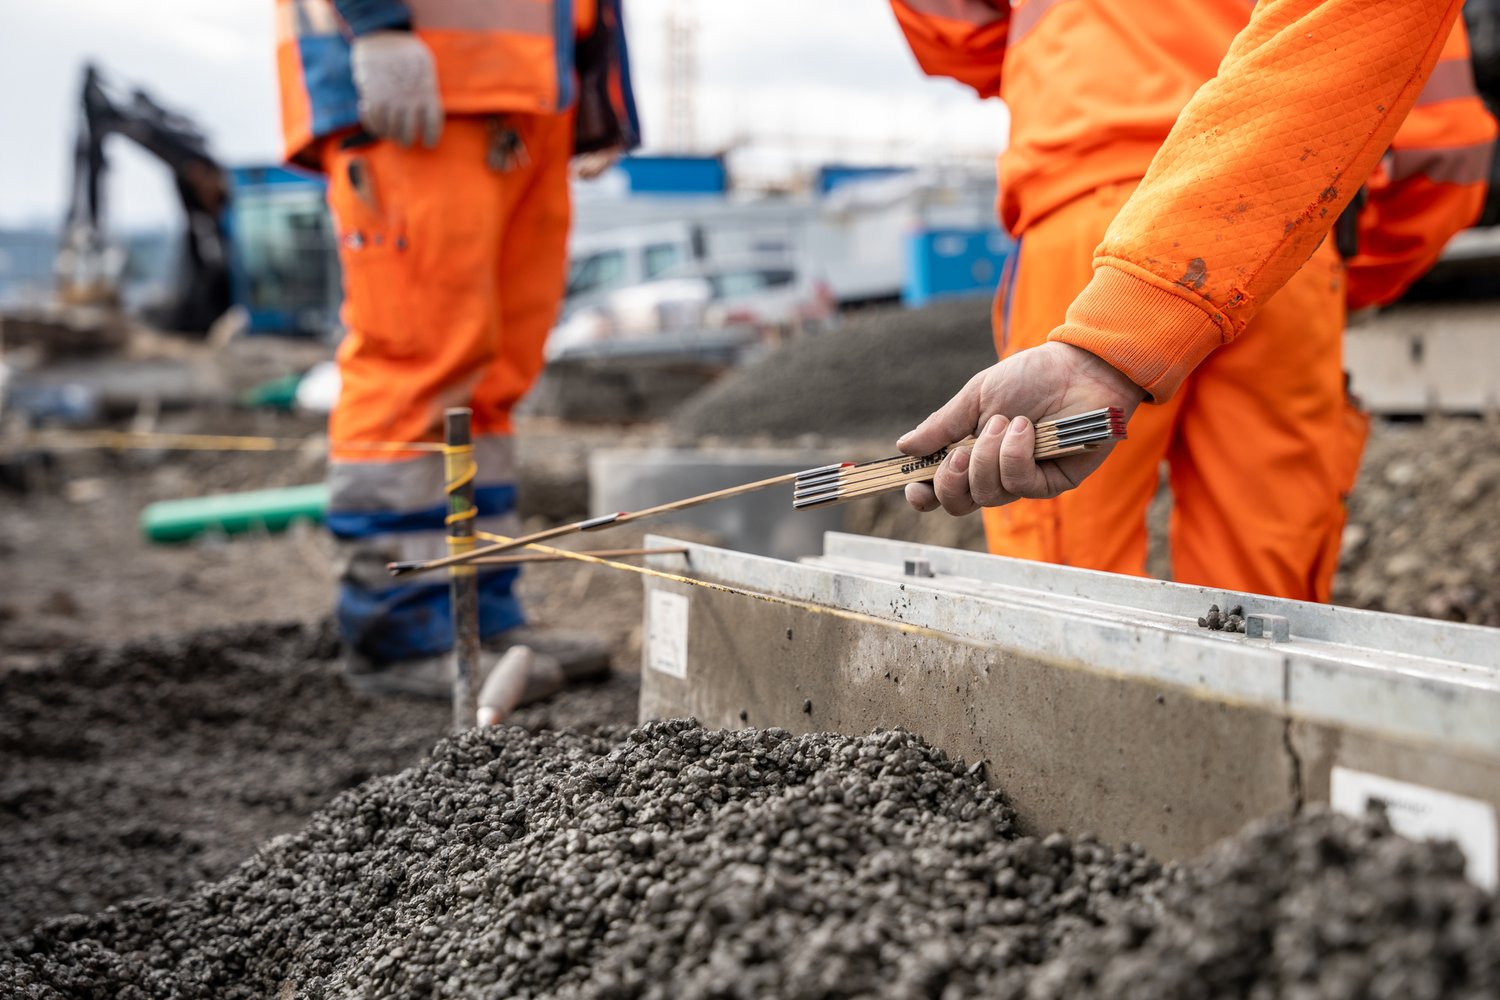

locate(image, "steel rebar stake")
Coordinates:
444 408 480 732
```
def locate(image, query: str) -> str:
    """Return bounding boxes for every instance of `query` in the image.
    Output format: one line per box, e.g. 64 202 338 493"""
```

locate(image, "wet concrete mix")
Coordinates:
0 622 638 941
5 713 1498 999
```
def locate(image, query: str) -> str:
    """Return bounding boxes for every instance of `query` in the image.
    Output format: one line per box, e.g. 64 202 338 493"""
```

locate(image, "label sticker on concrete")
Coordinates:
1331 766 1498 889
648 590 690 679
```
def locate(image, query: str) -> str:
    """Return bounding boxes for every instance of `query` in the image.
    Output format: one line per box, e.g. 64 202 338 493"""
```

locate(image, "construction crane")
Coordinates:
55 63 231 335
664 0 698 152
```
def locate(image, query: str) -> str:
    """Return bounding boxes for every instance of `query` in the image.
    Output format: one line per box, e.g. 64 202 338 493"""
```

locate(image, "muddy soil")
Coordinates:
5 722 1496 999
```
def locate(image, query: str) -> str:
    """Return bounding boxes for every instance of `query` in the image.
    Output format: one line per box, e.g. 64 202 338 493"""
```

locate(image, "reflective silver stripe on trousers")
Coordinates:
331 434 520 590
329 435 516 512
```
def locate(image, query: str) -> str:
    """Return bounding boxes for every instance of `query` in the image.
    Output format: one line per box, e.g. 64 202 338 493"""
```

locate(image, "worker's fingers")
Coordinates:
419 104 443 149
390 105 414 148
931 446 980 516
361 102 388 142
905 481 940 512
967 414 1014 507
898 373 982 457
997 416 1057 500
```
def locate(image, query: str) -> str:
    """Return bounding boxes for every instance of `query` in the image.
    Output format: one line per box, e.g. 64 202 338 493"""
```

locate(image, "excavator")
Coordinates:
55 63 231 335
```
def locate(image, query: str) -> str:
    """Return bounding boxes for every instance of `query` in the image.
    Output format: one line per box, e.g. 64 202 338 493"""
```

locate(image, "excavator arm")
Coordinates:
57 64 231 334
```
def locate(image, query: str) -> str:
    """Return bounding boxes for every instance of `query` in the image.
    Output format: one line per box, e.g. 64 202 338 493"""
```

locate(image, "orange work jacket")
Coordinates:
276 0 639 169
891 0 1490 400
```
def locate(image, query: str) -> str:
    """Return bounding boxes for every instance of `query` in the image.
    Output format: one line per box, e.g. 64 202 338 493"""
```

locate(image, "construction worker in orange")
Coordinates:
891 0 1495 603
275 0 639 695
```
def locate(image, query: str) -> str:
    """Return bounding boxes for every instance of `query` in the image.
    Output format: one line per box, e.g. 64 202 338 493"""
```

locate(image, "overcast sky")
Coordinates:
0 0 1009 228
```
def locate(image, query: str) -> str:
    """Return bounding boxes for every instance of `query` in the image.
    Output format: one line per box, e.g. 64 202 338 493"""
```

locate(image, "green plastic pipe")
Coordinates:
141 483 330 543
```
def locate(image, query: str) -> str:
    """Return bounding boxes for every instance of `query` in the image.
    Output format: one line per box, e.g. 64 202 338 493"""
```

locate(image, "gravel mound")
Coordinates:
670 297 997 443
0 623 635 938
1028 809 1500 999
6 721 1497 999
1334 417 1500 626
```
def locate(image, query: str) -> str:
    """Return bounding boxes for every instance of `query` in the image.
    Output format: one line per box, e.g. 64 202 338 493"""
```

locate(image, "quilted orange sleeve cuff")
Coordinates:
1047 263 1227 403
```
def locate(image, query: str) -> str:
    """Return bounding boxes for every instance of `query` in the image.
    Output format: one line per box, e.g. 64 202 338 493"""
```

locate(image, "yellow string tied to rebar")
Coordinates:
10 429 448 454
443 442 478 576
469 528 970 645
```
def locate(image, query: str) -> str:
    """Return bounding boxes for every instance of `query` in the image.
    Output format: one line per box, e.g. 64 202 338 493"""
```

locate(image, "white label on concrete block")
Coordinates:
648 590 690 679
1331 766 1498 889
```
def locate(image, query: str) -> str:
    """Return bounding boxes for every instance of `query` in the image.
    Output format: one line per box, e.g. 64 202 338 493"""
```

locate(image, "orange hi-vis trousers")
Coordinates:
322 114 573 662
983 182 1370 602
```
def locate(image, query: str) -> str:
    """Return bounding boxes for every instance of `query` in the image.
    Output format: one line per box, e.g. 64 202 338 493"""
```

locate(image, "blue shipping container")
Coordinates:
903 228 1013 308
616 156 727 195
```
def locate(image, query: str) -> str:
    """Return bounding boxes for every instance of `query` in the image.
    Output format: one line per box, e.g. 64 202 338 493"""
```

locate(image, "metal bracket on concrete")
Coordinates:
1245 613 1291 642
903 558 934 579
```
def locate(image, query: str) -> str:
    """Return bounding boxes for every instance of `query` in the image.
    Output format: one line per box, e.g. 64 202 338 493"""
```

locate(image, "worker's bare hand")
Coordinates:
573 148 622 180
899 342 1146 515
350 32 444 149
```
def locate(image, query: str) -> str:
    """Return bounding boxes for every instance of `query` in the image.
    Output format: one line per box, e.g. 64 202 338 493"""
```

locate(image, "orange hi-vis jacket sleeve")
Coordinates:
1346 21 1497 310
1049 0 1468 402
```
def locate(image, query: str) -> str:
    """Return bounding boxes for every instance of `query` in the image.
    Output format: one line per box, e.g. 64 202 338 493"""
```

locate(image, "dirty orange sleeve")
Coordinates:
1049 0 1467 402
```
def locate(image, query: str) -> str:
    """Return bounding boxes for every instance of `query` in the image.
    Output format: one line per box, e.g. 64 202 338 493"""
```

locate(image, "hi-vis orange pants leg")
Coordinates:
322 114 573 662
982 182 1368 602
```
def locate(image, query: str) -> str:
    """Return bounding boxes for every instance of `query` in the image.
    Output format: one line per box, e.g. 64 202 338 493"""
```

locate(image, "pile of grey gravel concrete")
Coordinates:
0 622 636 939
1334 416 1500 627
5 720 1497 999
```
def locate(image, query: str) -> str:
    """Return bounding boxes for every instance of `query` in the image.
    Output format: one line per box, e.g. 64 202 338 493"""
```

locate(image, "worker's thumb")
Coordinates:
897 374 982 457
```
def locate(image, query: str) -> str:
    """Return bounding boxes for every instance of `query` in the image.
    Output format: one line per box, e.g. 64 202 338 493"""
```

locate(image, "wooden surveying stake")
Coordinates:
443 407 480 732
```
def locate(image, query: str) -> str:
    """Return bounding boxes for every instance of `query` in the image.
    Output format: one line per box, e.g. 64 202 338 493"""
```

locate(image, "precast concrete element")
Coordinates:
1345 302 1500 414
640 532 1500 876
590 448 844 561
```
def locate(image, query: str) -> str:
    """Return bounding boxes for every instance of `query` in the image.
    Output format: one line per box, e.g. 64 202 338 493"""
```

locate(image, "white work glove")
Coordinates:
899 342 1146 515
350 31 443 149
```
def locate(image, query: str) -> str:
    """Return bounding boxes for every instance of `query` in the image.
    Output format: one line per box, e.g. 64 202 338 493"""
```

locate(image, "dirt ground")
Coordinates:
0 410 665 669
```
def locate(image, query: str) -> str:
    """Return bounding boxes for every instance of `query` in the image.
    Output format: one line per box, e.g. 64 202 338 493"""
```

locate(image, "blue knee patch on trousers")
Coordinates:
338 568 525 663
